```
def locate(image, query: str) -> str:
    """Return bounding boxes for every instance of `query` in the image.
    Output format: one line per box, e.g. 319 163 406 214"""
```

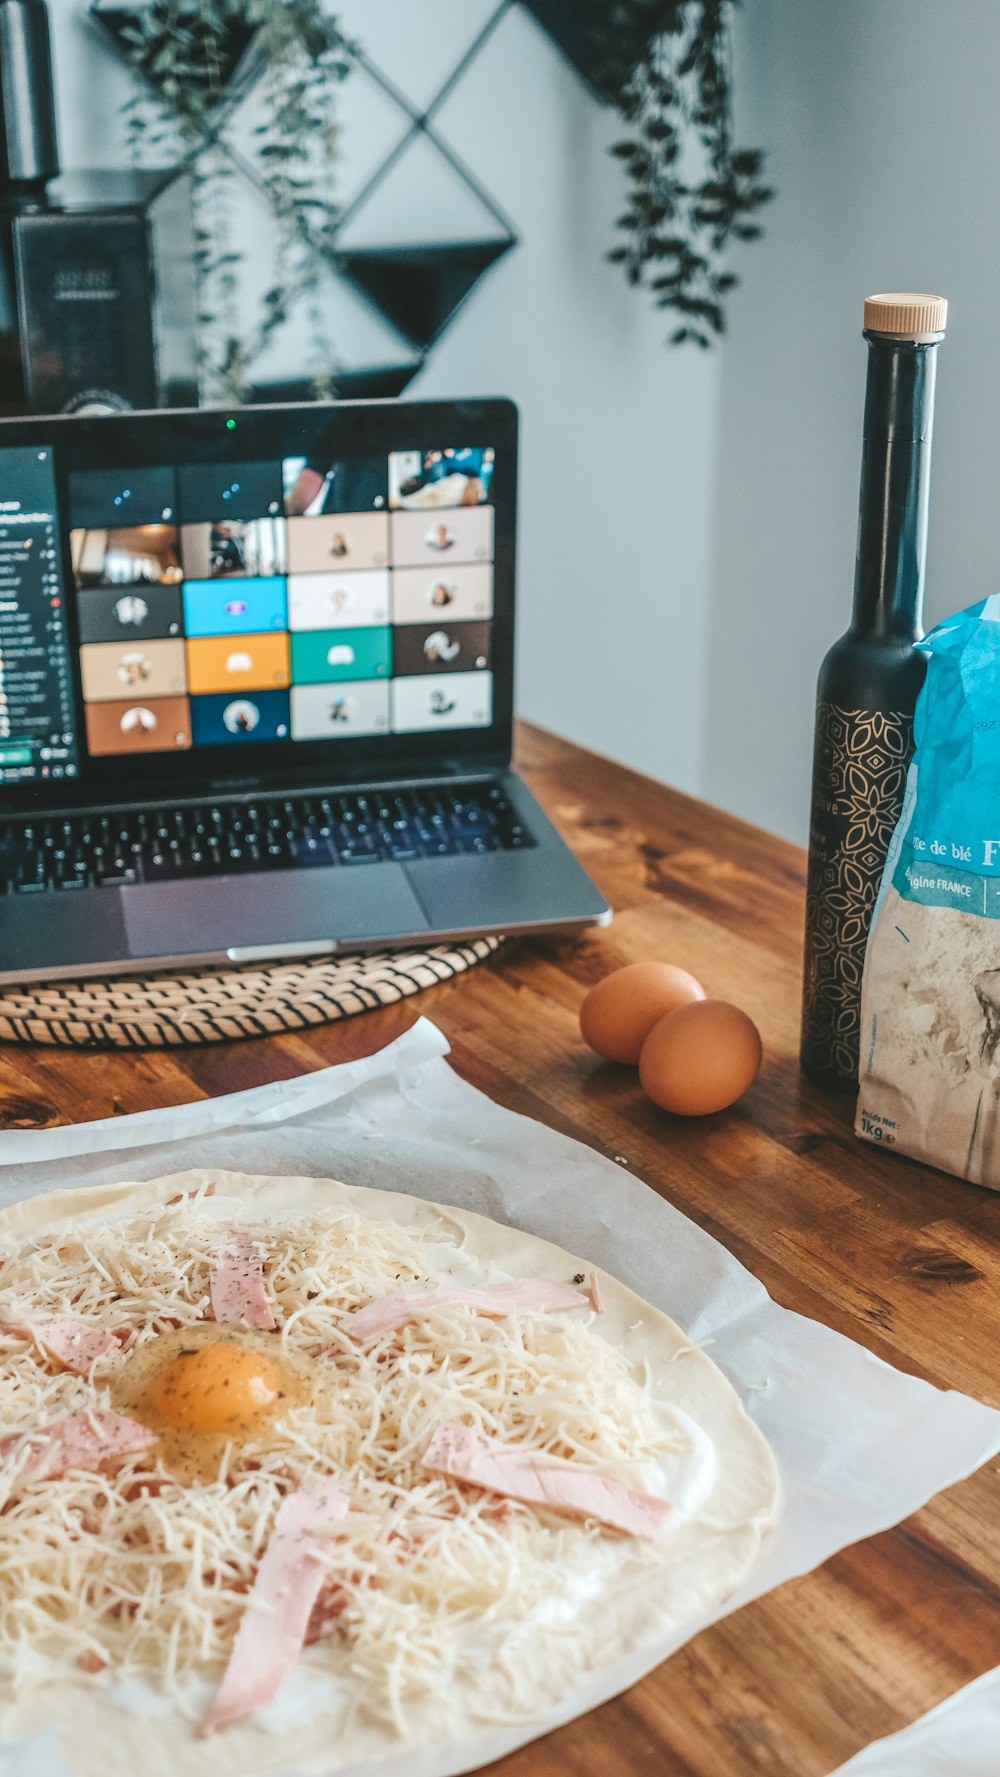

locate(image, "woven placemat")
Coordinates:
0 938 503 1049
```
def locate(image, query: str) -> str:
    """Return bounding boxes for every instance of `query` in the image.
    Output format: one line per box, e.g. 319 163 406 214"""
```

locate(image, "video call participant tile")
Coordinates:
85 695 191 757
76 584 183 646
186 632 290 697
389 506 494 570
80 638 187 704
391 671 493 733
388 447 494 511
290 679 390 741
290 626 391 685
390 564 493 625
177 460 283 525
68 465 177 530
393 622 491 678
287 570 390 632
286 512 389 573
182 577 288 638
180 518 287 580
189 689 290 747
282 455 388 516
71 524 182 592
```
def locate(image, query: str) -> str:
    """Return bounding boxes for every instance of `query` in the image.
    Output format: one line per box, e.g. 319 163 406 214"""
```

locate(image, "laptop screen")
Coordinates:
0 398 516 808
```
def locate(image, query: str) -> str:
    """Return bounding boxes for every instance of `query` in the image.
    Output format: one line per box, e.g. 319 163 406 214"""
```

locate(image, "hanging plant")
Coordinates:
106 0 351 402
601 0 773 346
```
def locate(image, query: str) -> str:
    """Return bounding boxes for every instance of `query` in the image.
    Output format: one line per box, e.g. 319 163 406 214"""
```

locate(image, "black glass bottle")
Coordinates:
801 293 947 1090
0 0 59 199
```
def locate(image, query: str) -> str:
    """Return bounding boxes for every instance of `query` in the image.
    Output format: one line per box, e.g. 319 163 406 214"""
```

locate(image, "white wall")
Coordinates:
49 0 995 841
396 7 721 795
43 0 722 796
707 0 1000 841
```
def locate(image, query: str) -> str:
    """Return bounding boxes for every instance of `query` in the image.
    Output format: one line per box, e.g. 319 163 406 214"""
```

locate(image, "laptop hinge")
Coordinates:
201 755 509 798
0 757 513 822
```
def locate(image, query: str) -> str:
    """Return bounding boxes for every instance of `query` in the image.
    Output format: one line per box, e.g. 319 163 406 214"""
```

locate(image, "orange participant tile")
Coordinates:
185 631 290 695
85 697 191 756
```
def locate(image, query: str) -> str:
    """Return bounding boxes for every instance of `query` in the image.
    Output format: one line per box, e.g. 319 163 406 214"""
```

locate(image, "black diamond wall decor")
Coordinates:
89 0 519 402
91 0 264 110
336 239 515 354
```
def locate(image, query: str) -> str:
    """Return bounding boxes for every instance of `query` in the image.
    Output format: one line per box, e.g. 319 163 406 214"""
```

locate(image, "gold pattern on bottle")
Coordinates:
802 703 913 1080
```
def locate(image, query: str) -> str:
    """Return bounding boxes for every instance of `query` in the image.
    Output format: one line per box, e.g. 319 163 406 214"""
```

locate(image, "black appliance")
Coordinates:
0 0 198 415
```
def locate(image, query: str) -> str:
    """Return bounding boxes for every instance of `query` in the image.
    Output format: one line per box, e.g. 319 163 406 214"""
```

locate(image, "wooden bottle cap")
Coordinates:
863 293 948 340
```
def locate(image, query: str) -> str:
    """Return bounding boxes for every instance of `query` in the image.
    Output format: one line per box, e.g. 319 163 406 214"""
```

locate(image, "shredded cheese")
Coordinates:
0 1191 691 1732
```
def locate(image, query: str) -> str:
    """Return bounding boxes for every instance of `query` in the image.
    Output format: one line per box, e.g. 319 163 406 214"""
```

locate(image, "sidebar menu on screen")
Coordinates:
0 446 78 786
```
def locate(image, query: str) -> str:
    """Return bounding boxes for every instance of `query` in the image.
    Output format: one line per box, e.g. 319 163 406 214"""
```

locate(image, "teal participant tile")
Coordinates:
290 625 391 683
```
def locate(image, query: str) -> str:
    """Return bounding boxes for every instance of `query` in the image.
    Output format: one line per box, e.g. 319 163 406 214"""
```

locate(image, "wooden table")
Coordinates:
3 721 999 1775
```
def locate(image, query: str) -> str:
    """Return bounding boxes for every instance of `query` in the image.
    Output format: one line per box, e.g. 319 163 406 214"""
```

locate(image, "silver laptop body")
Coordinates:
0 396 609 984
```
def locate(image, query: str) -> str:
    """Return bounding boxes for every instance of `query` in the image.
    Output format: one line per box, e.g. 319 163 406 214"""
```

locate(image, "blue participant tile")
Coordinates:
182 576 288 637
189 689 290 746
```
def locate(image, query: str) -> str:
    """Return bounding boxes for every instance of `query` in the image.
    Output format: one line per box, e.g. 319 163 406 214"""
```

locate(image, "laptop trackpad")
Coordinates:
122 865 428 959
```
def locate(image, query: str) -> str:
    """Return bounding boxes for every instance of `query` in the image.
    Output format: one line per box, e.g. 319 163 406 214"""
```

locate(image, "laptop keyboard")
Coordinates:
0 782 534 895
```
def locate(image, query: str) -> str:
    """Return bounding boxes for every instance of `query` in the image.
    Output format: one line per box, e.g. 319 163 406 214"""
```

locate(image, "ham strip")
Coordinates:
0 1410 157 1482
167 1182 216 1206
0 1309 118 1373
200 1481 350 1736
210 1233 275 1330
342 1277 588 1345
422 1424 672 1539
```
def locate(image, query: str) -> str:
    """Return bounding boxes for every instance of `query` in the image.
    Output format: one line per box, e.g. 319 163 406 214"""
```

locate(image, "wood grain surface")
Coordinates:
3 720 999 1775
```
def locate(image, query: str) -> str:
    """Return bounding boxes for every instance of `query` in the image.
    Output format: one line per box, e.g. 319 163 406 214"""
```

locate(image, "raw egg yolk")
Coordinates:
146 1343 283 1434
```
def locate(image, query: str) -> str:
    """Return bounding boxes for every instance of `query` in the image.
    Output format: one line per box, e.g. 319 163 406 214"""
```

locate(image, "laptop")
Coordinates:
0 396 610 985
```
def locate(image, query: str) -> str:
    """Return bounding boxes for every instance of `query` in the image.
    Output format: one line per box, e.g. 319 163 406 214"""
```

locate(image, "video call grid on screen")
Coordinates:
67 446 497 757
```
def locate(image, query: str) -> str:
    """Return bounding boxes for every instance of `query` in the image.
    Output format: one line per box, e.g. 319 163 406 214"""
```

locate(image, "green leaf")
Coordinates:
602 0 773 347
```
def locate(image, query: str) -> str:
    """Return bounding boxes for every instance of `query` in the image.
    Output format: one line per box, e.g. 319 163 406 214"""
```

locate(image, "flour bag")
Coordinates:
858 598 1000 1185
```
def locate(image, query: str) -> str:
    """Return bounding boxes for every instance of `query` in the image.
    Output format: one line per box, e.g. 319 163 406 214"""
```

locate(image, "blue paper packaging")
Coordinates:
858 597 1000 1184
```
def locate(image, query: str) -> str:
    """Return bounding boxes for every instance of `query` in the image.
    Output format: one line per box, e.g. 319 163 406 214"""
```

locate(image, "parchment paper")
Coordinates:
1 1016 999 1777
829 1666 1000 1774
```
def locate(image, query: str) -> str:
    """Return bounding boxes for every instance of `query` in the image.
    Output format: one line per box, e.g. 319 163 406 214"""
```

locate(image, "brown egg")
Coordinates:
579 961 706 1064
638 999 762 1115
